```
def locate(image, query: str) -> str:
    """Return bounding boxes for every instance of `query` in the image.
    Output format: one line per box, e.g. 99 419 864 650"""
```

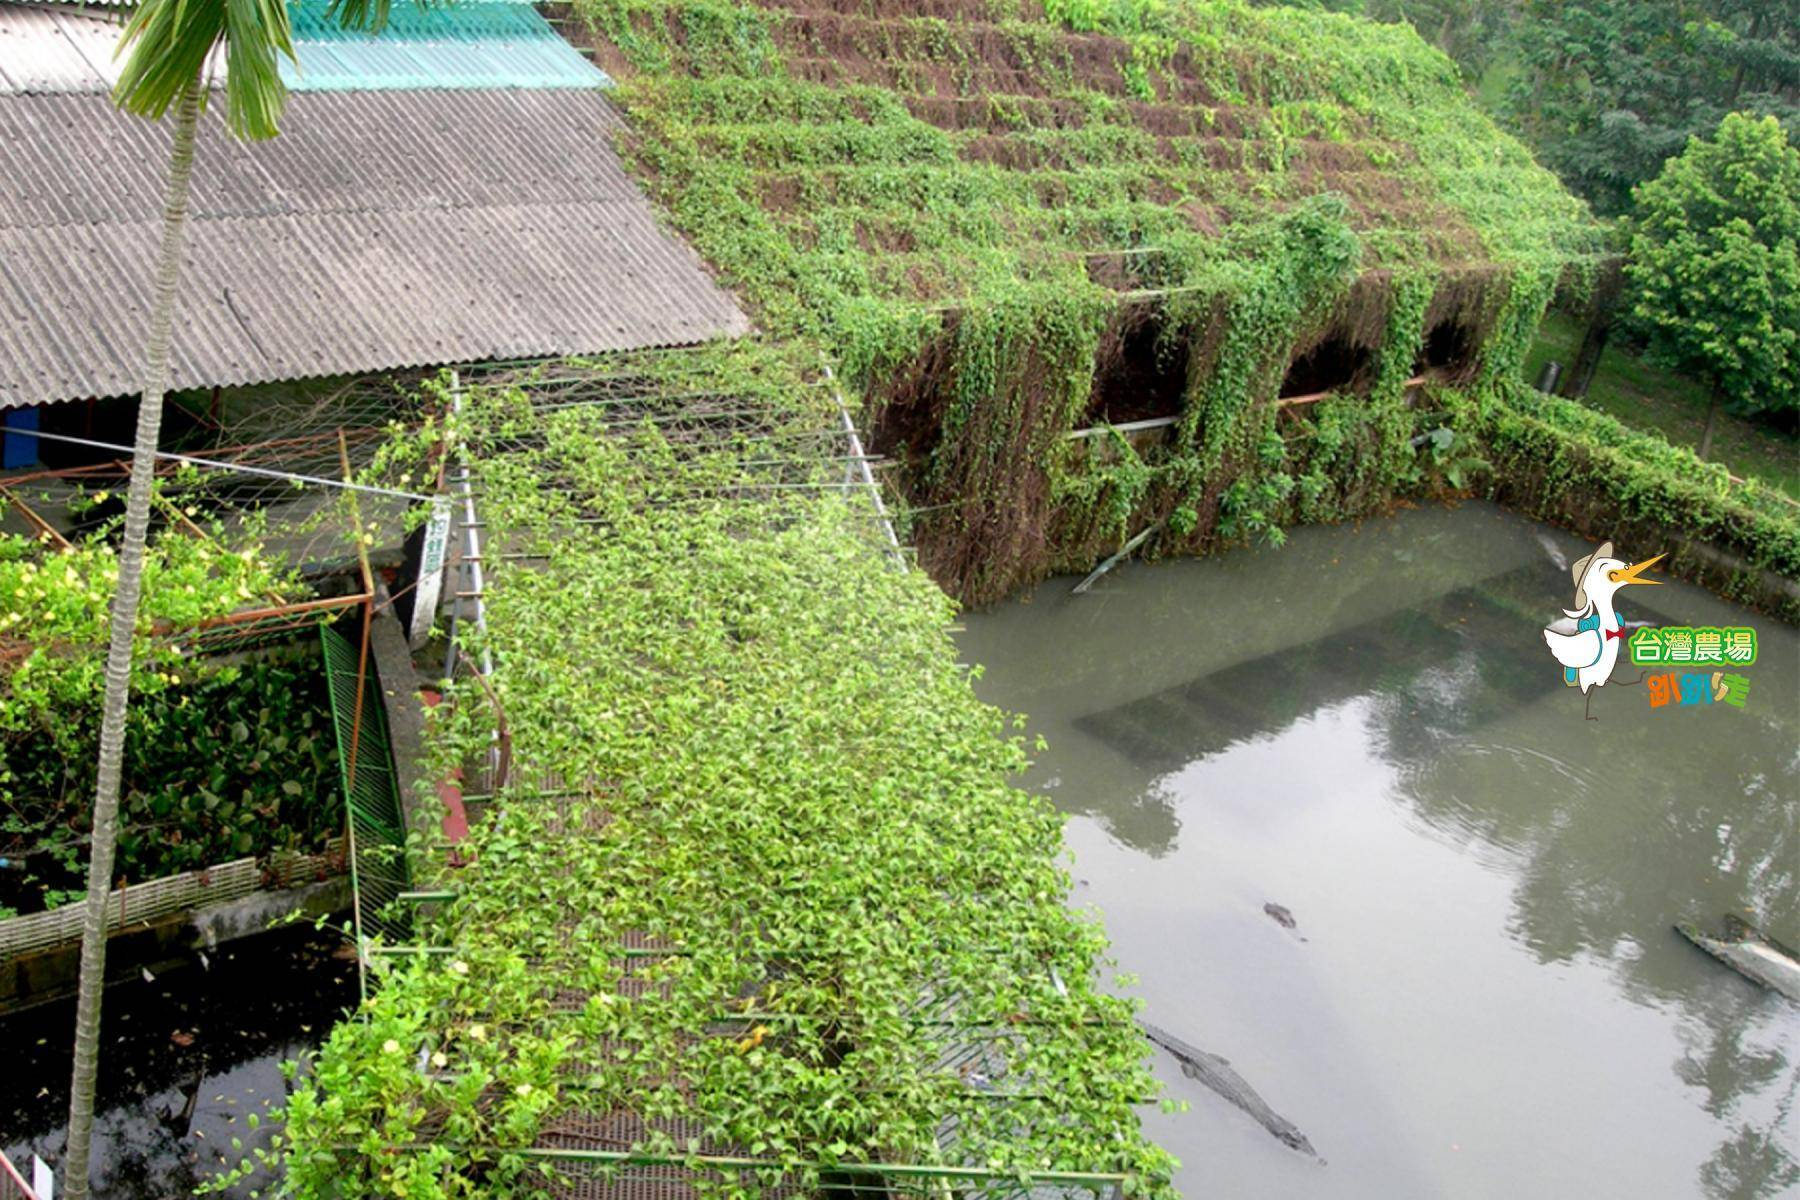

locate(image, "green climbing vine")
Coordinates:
1482 379 1800 620
0 506 338 916
1175 196 1362 471
567 0 1607 600
260 346 1180 1198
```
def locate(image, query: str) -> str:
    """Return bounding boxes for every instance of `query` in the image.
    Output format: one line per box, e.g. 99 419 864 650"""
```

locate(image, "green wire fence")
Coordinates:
321 621 411 981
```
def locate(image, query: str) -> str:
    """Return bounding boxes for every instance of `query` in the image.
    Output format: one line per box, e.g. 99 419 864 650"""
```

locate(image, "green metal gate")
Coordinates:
320 622 411 969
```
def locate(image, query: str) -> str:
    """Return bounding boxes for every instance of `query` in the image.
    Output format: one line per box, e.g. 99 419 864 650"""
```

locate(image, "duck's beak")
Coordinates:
1608 553 1665 586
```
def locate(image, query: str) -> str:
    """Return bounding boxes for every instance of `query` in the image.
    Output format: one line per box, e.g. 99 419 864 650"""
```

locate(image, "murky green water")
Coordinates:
1 925 356 1198
960 501 1799 1200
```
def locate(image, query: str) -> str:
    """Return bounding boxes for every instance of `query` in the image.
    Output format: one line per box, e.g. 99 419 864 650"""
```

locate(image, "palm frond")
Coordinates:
116 0 422 140
325 0 399 35
221 0 295 140
113 0 230 123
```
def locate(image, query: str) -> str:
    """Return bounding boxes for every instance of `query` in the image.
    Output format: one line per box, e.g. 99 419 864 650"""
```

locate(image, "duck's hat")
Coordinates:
1569 540 1613 609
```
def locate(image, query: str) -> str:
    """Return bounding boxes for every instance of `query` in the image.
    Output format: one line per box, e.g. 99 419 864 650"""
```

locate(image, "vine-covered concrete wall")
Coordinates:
568 0 1637 601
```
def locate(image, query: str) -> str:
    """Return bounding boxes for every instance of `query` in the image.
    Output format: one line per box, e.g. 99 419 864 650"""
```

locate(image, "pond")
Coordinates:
960 500 1799 1200
0 924 356 1199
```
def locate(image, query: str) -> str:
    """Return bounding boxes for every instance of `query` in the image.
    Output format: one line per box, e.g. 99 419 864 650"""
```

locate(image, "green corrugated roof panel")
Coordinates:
283 1 611 91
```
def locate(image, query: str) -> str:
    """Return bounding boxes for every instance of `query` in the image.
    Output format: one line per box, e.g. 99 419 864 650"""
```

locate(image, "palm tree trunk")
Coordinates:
62 71 203 1200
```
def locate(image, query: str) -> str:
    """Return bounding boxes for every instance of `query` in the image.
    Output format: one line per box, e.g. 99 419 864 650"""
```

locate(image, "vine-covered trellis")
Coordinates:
263 344 1176 1198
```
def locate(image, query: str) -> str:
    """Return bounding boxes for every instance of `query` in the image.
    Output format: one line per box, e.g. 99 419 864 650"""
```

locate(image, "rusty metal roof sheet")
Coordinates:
0 88 751 407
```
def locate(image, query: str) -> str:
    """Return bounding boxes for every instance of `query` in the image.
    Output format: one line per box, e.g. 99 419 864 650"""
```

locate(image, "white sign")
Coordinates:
32 1154 53 1200
407 495 454 649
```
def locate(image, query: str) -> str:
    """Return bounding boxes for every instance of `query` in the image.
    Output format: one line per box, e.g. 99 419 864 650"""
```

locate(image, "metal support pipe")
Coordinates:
441 374 505 790
822 361 904 566
0 426 430 501
442 372 494 686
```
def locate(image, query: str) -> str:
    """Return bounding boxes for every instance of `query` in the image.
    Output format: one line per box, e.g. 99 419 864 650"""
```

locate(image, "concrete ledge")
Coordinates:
0 877 349 1015
369 598 435 851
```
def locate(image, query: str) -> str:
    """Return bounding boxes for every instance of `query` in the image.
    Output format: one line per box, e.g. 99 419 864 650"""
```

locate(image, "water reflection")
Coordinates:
961 502 1799 1199
0 924 357 1199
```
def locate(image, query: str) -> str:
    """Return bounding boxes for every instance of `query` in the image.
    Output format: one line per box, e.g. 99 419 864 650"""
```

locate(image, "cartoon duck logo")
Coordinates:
1542 541 1664 721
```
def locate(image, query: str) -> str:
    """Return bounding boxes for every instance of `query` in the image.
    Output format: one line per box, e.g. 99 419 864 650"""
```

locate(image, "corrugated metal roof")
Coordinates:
0 5 128 94
0 88 751 406
284 2 609 91
0 1 610 94
0 89 646 226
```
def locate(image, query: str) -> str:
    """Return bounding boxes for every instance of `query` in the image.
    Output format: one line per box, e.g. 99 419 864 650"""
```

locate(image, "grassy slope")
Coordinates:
578 0 1601 350
1523 312 1800 501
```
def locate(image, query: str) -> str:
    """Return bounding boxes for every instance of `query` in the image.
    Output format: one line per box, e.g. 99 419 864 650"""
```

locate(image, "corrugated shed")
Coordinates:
0 0 609 94
0 89 751 406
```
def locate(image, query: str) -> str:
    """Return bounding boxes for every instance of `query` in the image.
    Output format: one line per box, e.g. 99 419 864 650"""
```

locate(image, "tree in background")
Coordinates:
1624 112 1800 458
62 0 396 1195
1255 0 1519 79
1506 0 1799 215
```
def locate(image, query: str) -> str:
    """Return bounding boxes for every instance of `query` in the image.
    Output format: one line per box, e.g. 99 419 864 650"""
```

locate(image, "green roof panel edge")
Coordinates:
282 0 611 92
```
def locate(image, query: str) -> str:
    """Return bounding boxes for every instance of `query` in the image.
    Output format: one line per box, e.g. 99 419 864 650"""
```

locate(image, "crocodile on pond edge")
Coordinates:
1676 915 1800 1003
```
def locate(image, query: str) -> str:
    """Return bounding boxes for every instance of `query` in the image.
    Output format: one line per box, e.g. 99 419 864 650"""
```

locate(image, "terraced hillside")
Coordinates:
571 0 1591 307
561 0 1602 599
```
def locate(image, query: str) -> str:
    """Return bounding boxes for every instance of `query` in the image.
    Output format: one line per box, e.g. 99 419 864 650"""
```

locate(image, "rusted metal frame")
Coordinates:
184 612 340 655
1275 374 1429 410
0 575 366 667
0 1146 41 1200
2 427 430 501
0 459 133 489
0 596 368 669
177 591 368 635
0 429 371 487
0 482 69 548
339 432 378 793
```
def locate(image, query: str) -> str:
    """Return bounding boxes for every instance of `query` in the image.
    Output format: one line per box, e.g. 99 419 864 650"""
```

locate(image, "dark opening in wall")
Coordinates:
1082 311 1189 428
12 394 212 473
1280 334 1372 398
0 397 130 473
1416 319 1477 379
866 392 944 479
